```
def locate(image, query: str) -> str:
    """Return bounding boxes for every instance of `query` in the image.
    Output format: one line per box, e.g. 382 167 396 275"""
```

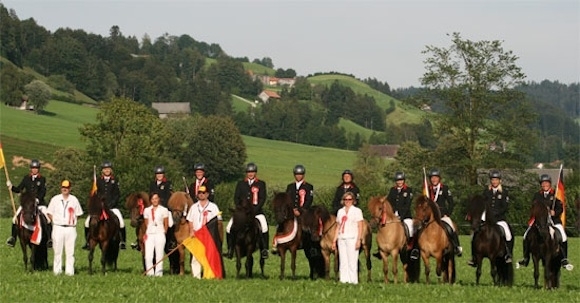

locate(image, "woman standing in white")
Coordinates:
143 192 169 276
46 180 83 276
186 186 220 278
332 191 364 284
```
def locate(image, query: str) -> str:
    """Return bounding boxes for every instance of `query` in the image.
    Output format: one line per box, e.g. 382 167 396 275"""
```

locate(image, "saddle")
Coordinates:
549 225 563 243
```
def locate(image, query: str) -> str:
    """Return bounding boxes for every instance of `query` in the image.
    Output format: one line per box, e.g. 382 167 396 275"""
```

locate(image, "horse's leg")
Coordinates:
532 255 540 288
235 249 242 279
475 255 483 285
435 254 444 283
259 252 266 278
422 252 431 284
88 247 94 275
101 241 108 274
365 244 372 282
246 251 254 278
381 251 389 284
279 248 286 280
322 249 331 280
392 251 399 284
290 248 297 280
178 246 185 276
333 251 339 281
20 240 28 271
490 258 499 286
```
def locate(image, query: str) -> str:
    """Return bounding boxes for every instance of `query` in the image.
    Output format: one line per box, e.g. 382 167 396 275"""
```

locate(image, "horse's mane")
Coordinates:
415 194 443 222
381 197 397 220
87 194 107 215
272 192 292 209
231 200 254 232
530 200 549 228
314 205 331 223
125 191 150 209
19 191 37 209
168 191 193 211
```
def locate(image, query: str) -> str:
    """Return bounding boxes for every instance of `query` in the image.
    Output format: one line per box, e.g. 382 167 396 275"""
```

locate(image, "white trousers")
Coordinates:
52 225 77 275
145 233 166 276
441 216 456 232
403 218 414 236
85 208 125 228
522 223 567 242
12 206 49 223
496 221 512 241
226 214 268 233
338 237 358 284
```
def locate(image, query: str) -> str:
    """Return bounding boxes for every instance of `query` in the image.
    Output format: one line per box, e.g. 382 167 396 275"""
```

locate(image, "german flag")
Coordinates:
182 217 224 279
555 166 566 228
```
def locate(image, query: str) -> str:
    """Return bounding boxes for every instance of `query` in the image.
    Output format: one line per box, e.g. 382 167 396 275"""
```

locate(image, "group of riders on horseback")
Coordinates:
5 159 574 276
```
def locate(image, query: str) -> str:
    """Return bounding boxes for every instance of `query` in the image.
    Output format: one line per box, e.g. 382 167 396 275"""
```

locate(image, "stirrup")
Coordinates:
130 242 139 250
47 239 53 249
6 237 15 247
517 258 529 268
410 249 420 260
562 259 574 271
455 246 463 257
261 249 269 259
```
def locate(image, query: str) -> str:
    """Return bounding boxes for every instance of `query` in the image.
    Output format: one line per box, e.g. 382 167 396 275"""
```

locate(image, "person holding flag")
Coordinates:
186 185 222 278
518 172 573 271
6 159 52 248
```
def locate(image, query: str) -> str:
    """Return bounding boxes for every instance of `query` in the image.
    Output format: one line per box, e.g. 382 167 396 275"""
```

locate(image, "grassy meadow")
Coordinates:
1 218 578 302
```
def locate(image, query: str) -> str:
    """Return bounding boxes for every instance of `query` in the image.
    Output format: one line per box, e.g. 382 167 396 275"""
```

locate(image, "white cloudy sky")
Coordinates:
4 0 579 88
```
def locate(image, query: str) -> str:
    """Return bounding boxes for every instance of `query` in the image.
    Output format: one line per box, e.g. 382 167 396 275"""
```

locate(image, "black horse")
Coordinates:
524 200 562 289
87 194 121 274
231 198 265 278
17 192 49 271
466 194 513 286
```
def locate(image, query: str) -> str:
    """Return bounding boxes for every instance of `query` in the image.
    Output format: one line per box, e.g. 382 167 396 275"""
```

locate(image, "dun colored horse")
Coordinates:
230 198 265 278
17 192 49 271
368 196 408 283
414 195 456 284
125 192 150 271
167 191 194 275
525 200 562 289
466 194 513 286
271 192 302 280
87 194 120 274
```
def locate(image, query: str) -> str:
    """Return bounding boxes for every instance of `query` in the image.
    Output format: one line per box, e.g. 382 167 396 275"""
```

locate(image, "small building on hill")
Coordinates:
258 90 281 103
151 102 190 119
369 144 400 158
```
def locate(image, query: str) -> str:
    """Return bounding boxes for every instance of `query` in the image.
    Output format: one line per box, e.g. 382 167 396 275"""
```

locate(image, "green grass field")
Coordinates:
1 218 578 302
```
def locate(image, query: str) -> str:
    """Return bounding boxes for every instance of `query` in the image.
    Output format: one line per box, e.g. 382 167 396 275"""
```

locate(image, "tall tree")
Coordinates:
421 33 537 186
24 79 51 113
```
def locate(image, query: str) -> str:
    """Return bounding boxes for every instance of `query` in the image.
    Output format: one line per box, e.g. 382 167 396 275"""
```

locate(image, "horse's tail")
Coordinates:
105 235 120 266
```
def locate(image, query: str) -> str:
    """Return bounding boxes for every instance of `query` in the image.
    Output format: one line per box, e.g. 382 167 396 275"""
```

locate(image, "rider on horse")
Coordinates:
224 162 269 260
467 170 513 267
331 170 360 216
188 163 215 202
518 174 574 271
82 161 127 250
427 168 462 256
389 172 419 260
6 159 52 248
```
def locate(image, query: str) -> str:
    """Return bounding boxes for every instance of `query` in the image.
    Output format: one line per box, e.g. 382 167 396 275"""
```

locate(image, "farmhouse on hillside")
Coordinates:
369 144 399 158
258 90 281 103
151 102 190 119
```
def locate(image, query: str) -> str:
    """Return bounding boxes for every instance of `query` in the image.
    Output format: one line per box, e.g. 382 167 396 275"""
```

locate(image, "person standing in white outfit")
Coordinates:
46 180 83 276
332 191 364 284
143 192 169 276
186 186 221 278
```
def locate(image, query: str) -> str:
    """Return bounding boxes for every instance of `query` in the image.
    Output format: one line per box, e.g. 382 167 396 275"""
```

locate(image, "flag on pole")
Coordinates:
422 167 430 197
555 165 566 228
0 142 6 169
182 222 224 279
90 165 97 197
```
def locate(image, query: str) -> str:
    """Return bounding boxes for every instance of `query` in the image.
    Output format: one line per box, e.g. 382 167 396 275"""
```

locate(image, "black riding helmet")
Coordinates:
154 165 165 174
394 171 405 181
539 174 551 184
428 168 441 178
194 163 205 171
489 170 501 179
101 161 112 169
293 164 306 175
29 159 41 169
246 162 258 173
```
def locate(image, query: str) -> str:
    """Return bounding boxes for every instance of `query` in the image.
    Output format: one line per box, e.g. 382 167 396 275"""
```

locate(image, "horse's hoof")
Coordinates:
372 252 382 260
82 243 90 250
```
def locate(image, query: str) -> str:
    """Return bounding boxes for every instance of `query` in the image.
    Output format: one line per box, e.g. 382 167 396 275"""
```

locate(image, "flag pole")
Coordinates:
0 143 16 215
552 164 563 210
142 242 183 276
182 176 189 194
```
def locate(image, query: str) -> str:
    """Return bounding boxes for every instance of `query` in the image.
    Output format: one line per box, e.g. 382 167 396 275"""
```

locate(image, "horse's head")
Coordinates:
19 192 38 226
466 194 487 231
167 191 194 224
125 192 150 228
272 192 293 224
87 194 108 226
301 205 329 241
414 194 439 225
530 200 550 232
368 196 396 228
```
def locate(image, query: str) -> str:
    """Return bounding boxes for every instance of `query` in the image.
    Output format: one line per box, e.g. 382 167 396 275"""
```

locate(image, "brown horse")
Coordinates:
231 198 265 278
466 194 514 286
17 192 49 271
167 191 194 275
271 192 302 280
414 195 456 284
87 194 120 275
125 191 150 270
525 200 562 289
368 196 407 283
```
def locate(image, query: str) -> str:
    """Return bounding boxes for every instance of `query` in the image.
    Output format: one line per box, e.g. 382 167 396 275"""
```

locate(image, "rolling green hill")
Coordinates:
307 74 426 125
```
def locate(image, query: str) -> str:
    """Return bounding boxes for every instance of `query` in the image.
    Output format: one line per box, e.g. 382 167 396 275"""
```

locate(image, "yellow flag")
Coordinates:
0 142 6 169
90 165 97 197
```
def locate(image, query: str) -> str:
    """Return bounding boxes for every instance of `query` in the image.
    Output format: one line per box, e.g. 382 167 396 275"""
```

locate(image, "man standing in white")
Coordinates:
332 191 364 284
186 186 220 278
46 180 83 276
143 192 169 276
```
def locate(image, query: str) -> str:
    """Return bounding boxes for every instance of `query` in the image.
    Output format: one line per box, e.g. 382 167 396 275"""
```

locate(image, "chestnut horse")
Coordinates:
368 196 408 283
17 192 49 271
87 194 120 275
167 191 194 275
413 195 456 284
125 192 150 271
466 194 513 286
271 192 302 280
525 200 562 289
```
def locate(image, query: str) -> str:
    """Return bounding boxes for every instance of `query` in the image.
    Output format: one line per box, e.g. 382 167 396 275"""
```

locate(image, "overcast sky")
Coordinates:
3 0 579 88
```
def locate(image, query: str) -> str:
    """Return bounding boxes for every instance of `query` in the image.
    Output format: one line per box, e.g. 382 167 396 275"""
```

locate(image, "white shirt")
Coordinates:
47 193 83 226
336 206 363 239
144 205 169 234
186 200 220 231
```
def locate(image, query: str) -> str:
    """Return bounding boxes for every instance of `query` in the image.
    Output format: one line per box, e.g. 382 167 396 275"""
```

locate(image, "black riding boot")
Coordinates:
467 232 477 267
131 227 140 250
82 227 90 250
518 235 530 267
45 223 53 249
260 232 269 259
450 230 462 256
561 241 574 270
6 223 17 247
504 239 513 263
119 227 127 249
223 232 233 259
